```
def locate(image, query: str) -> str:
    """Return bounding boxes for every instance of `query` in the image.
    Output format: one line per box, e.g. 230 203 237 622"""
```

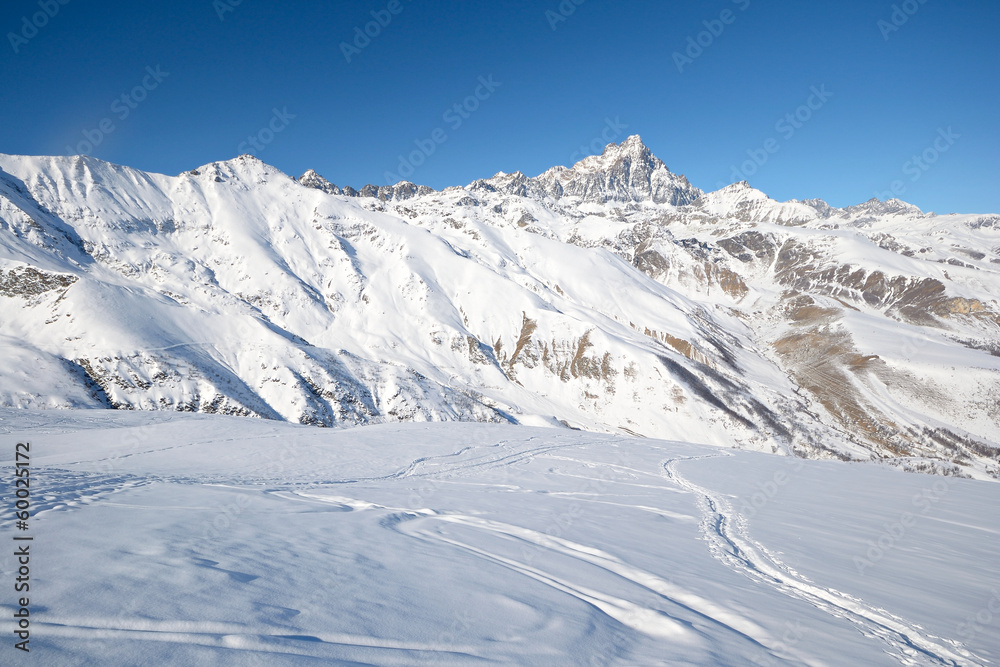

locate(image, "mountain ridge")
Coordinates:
1 137 998 479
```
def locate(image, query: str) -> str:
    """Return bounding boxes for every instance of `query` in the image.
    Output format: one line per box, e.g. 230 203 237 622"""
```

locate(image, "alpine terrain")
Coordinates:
2 138 1000 666
1 136 998 478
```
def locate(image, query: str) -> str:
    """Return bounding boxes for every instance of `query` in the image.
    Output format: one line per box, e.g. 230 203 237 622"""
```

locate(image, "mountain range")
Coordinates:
1 136 998 478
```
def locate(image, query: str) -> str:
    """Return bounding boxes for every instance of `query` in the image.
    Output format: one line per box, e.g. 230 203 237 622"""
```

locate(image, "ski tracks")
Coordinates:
663 453 984 667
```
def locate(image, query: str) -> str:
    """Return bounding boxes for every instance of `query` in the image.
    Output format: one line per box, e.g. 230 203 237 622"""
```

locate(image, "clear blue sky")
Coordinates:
2 0 997 213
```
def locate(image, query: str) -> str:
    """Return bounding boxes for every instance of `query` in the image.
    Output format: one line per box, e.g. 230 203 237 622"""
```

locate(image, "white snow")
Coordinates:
1 409 997 665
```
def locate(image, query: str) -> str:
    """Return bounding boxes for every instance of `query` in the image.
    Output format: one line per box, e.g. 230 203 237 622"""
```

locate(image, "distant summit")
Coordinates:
470 135 702 206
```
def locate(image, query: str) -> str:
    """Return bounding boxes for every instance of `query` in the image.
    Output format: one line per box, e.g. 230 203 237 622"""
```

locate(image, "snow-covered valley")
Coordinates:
1 409 997 665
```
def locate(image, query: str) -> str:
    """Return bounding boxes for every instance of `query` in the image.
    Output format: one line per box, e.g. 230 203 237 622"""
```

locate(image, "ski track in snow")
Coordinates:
662 453 985 667
8 424 995 665
274 439 822 664
379 437 570 481
282 492 792 662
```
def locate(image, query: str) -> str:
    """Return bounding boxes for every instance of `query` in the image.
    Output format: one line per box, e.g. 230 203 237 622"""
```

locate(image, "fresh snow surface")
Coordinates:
1 409 997 665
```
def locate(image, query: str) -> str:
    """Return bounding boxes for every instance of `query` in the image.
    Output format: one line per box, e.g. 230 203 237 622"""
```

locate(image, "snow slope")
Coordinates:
1 137 998 477
0 409 997 665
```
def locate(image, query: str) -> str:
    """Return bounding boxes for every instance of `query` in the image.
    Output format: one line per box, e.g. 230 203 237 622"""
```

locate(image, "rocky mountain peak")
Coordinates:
588 134 657 168
297 169 434 202
297 169 342 195
531 136 701 206
469 136 700 206
185 154 287 184
847 197 924 217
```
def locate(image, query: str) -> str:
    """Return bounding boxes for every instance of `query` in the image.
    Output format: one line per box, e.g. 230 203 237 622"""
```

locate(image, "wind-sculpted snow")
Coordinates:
0 410 997 664
0 136 998 478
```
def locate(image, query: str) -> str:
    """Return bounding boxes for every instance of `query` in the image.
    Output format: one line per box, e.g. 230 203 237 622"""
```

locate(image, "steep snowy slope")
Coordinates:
0 137 998 477
1 409 997 665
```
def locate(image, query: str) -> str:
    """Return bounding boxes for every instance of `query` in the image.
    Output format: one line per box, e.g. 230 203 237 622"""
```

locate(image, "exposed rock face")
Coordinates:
298 169 434 201
0 265 76 298
532 135 702 205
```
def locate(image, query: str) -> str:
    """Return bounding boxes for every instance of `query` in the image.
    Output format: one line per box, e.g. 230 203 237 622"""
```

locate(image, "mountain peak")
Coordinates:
604 134 650 157
610 134 652 158
696 182 827 225
471 136 700 205
187 154 288 183
714 181 768 199
297 169 342 195
566 135 660 175
621 133 646 148
847 197 923 217
530 136 700 206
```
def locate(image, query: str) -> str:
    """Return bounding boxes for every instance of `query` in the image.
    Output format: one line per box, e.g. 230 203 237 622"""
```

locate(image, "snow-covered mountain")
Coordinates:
1 137 998 478
469 134 702 206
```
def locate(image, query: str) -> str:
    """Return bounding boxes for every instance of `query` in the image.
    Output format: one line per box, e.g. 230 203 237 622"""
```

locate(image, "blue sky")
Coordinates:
1 0 997 213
